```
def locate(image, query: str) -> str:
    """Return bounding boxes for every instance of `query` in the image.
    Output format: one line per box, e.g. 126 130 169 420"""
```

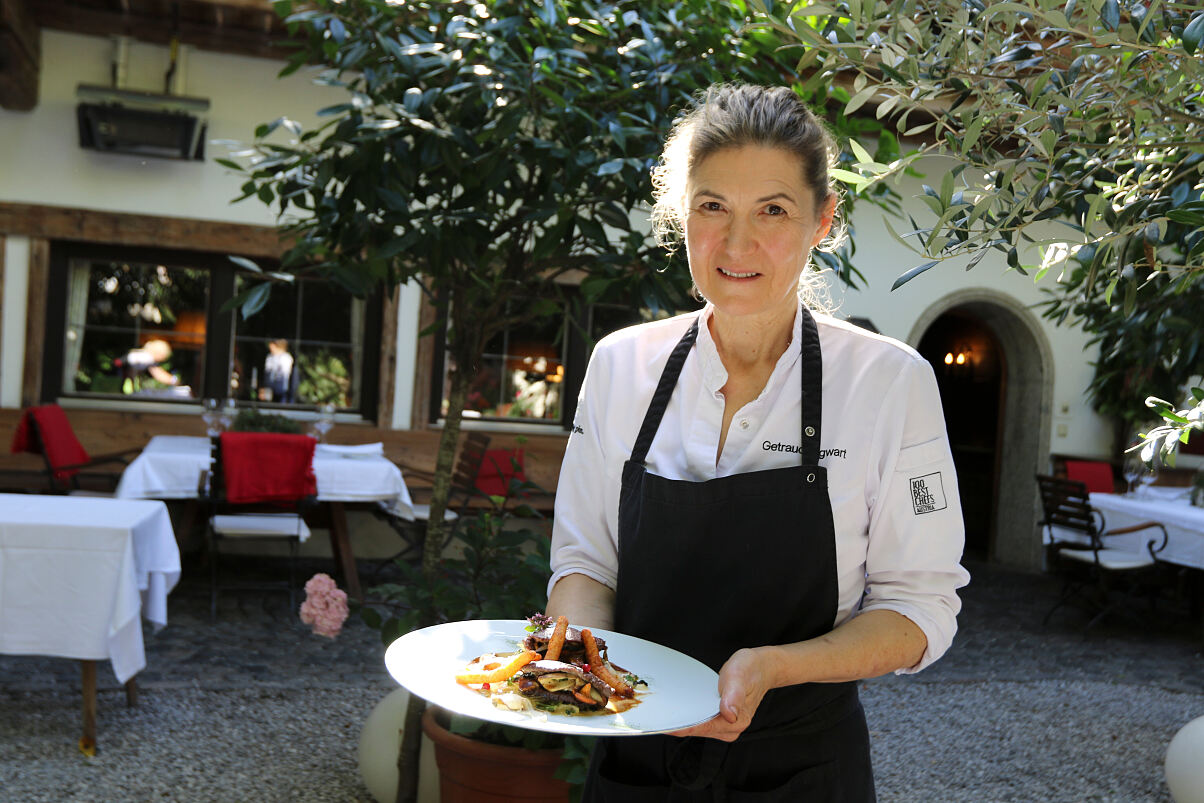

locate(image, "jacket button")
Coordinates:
739 420 750 430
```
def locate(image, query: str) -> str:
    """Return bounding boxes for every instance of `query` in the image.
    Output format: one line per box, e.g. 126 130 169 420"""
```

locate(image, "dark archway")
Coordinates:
909 291 1053 571
917 313 1005 559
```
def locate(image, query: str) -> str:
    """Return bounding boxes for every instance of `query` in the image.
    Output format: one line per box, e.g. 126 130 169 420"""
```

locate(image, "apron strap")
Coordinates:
798 305 822 466
630 317 700 466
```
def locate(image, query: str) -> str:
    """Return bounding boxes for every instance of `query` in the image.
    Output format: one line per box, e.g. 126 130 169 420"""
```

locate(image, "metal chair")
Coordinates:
9 403 139 494
202 433 317 619
1036 474 1168 630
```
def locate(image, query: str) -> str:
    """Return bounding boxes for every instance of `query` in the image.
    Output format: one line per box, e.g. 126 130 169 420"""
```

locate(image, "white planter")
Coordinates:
357 688 439 803
1166 715 1204 803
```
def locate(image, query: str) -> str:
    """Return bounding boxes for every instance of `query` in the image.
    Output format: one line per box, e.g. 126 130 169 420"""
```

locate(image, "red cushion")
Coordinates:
1065 460 1114 494
474 448 526 497
220 432 317 504
12 405 91 479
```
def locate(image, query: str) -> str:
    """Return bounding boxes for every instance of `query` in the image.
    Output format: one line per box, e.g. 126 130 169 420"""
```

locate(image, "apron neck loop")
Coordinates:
630 317 700 466
798 304 823 466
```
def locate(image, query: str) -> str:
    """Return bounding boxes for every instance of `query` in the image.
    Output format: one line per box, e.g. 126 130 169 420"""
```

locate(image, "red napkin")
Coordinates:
220 432 317 504
474 448 526 497
11 405 91 479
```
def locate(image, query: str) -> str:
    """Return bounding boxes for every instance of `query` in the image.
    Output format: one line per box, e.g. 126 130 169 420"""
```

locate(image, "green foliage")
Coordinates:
755 0 1204 447
230 408 304 433
296 350 351 406
1144 388 1204 466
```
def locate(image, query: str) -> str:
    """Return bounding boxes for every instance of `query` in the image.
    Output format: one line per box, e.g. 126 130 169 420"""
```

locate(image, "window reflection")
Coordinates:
64 259 208 399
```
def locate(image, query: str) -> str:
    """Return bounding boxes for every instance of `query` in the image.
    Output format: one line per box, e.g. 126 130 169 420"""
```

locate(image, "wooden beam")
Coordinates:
0 0 40 110
0 235 5 369
189 0 276 10
21 238 46 408
0 202 287 258
35 0 299 62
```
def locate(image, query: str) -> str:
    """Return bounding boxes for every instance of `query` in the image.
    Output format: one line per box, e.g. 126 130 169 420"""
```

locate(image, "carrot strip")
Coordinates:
455 650 539 685
581 629 633 698
544 615 569 662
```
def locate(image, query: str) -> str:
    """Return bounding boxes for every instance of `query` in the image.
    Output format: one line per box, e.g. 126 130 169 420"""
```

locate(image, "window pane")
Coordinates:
300 282 353 343
65 259 208 399
231 277 364 409
451 304 566 423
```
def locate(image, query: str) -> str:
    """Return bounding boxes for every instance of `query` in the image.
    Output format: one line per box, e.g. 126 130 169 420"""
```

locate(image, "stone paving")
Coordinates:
2 553 1203 802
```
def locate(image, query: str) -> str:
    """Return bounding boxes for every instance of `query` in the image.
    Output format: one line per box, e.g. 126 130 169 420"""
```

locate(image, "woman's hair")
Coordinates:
650 84 846 309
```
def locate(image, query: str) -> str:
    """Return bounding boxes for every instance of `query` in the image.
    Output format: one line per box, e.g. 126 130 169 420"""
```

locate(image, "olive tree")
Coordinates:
750 0 1204 456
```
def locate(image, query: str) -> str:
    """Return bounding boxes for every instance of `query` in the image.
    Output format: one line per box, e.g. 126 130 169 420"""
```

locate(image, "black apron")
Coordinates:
584 306 876 803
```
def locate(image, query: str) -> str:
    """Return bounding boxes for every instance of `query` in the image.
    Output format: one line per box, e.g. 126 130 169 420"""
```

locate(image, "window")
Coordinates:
230 276 368 409
431 296 647 430
44 242 381 417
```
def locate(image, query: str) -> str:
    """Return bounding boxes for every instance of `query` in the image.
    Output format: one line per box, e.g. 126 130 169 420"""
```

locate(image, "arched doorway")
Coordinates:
909 291 1054 571
917 313 1004 559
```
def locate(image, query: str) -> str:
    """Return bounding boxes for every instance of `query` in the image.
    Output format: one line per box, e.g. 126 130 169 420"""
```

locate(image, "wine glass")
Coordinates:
1122 453 1143 495
310 402 336 442
201 398 222 437
219 398 238 432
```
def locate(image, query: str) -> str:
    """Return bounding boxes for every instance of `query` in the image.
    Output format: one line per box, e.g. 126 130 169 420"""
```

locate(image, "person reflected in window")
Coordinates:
263 338 296 403
117 338 178 393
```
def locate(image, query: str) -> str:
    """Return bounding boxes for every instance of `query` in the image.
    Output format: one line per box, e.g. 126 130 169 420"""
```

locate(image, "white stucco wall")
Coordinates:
831 156 1114 460
0 32 1118 453
0 30 425 427
0 30 339 224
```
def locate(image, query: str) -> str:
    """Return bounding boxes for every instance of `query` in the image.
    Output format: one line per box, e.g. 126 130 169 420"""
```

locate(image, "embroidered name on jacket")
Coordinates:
910 472 947 515
762 441 847 459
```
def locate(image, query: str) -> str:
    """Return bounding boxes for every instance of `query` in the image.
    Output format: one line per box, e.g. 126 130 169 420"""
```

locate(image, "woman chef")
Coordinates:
546 84 969 801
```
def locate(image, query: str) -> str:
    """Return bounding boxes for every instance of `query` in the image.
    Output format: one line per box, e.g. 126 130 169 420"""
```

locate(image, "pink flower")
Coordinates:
299 572 349 638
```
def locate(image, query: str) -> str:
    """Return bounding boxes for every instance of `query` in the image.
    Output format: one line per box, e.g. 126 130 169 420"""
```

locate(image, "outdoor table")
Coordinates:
0 493 180 751
1089 488 1204 570
115 435 415 598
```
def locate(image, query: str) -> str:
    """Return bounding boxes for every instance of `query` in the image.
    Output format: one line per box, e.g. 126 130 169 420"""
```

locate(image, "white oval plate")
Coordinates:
384 619 720 736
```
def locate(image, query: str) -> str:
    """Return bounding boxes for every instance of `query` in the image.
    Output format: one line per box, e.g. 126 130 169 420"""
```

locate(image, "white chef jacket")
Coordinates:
549 303 970 674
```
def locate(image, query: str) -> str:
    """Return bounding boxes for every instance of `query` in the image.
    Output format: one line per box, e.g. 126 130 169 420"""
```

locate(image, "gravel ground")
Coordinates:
2 557 1202 802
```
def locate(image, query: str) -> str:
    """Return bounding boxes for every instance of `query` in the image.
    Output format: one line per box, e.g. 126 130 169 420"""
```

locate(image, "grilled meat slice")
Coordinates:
522 660 616 700
514 674 606 711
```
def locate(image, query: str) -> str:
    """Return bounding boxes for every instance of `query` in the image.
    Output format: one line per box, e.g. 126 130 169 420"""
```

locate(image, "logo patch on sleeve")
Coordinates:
909 472 947 515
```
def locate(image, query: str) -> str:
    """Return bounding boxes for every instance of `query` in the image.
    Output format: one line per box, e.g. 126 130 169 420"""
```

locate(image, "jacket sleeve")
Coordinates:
547 344 620 596
859 355 970 673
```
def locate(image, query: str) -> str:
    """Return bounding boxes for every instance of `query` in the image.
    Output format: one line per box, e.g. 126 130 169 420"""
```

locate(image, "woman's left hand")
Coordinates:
670 647 773 742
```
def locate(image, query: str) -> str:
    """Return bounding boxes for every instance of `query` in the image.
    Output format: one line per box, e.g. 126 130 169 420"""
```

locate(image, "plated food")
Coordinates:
455 615 646 716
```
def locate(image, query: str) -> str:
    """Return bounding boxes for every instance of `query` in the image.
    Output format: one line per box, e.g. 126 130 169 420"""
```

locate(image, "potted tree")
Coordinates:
226 2 842 800
358 474 588 802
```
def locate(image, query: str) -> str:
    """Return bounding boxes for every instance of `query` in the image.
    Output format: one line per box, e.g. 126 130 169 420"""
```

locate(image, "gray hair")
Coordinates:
650 84 847 301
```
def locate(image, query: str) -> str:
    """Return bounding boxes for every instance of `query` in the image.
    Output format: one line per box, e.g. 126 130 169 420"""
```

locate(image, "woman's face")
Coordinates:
684 145 835 321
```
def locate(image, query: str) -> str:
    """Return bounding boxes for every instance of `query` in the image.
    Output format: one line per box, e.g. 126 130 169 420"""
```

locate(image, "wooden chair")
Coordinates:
9 404 139 494
1036 474 1169 630
375 432 492 564
202 433 317 619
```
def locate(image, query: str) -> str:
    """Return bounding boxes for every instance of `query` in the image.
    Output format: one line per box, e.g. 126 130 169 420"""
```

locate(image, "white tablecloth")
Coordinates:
0 494 181 683
116 435 415 519
1089 491 1204 570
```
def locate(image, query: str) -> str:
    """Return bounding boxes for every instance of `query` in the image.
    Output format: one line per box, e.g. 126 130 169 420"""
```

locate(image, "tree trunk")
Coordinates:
394 366 469 803
394 693 427 803
423 369 468 579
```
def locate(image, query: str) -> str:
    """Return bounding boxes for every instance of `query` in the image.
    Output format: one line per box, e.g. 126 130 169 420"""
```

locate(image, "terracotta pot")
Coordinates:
421 708 571 803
